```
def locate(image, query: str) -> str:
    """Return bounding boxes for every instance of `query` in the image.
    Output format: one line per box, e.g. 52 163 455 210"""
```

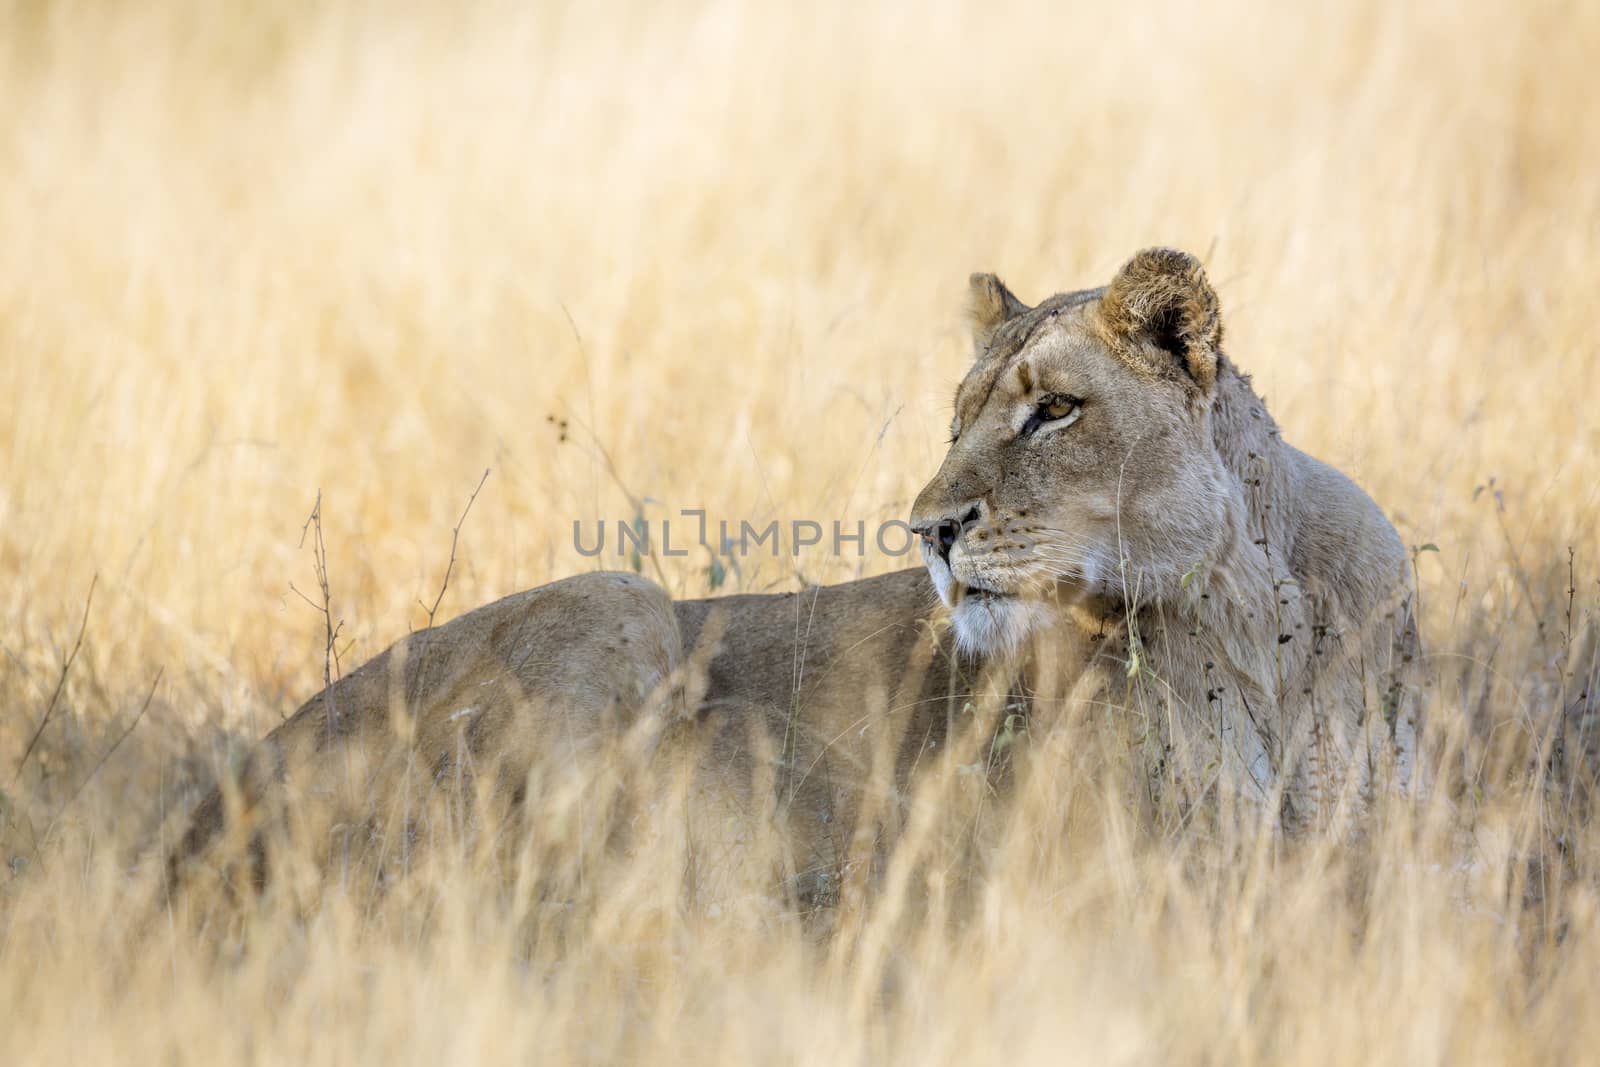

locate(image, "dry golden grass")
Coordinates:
3 0 1599 1062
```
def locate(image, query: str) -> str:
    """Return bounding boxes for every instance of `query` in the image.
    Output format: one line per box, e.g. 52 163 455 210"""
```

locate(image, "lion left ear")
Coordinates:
966 273 1030 354
1099 248 1222 392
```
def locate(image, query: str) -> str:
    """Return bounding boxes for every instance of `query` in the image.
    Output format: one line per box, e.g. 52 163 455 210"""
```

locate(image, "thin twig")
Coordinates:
1489 488 1545 638
48 668 162 826
406 471 493 714
557 302 672 588
420 468 491 630
559 301 601 518
291 491 346 753
1562 546 1577 655
13 575 97 785
292 490 344 689
290 491 357 840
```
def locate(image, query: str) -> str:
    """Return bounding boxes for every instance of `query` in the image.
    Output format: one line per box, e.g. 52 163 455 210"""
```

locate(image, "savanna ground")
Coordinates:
3 0 1599 1062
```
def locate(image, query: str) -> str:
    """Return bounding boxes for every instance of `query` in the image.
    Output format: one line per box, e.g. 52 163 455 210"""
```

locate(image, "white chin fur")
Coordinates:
923 551 956 606
950 596 1048 659
922 550 1049 658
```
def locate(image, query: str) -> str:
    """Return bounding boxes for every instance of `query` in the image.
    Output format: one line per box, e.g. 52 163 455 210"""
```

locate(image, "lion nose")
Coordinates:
913 504 982 564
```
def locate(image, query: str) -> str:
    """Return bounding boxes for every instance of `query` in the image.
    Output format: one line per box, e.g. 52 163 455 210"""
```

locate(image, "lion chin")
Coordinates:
949 592 1051 659
924 555 1053 658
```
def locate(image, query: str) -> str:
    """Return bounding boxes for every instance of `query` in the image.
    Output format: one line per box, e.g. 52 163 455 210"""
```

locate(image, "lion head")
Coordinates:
910 248 1243 657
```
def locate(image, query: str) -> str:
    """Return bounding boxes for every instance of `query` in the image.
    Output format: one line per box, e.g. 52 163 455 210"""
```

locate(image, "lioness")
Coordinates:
169 249 1416 903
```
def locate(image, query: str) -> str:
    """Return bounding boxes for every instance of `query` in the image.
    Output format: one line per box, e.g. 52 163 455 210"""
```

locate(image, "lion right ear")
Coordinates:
1098 248 1222 392
967 273 1030 353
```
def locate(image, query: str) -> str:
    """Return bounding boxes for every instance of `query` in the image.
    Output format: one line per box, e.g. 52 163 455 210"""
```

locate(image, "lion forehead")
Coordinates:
954 295 1107 430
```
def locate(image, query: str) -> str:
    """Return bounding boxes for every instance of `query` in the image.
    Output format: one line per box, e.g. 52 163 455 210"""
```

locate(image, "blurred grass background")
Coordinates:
2 0 1598 1062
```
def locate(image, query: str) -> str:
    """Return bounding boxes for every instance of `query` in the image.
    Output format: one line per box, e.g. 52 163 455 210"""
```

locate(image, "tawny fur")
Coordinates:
169 248 1417 905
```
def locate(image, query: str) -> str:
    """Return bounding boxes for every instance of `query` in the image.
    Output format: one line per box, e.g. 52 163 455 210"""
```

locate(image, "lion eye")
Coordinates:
1019 394 1082 438
1043 395 1078 420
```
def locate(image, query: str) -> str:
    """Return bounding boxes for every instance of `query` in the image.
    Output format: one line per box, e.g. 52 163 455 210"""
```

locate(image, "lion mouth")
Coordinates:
945 581 1048 658
955 581 1014 602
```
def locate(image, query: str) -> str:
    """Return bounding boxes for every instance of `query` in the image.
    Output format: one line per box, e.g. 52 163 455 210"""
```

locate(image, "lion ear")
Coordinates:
1099 248 1222 392
967 273 1030 353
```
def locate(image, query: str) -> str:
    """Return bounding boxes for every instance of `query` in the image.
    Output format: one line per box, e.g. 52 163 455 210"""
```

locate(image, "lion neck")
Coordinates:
1208 355 1294 537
